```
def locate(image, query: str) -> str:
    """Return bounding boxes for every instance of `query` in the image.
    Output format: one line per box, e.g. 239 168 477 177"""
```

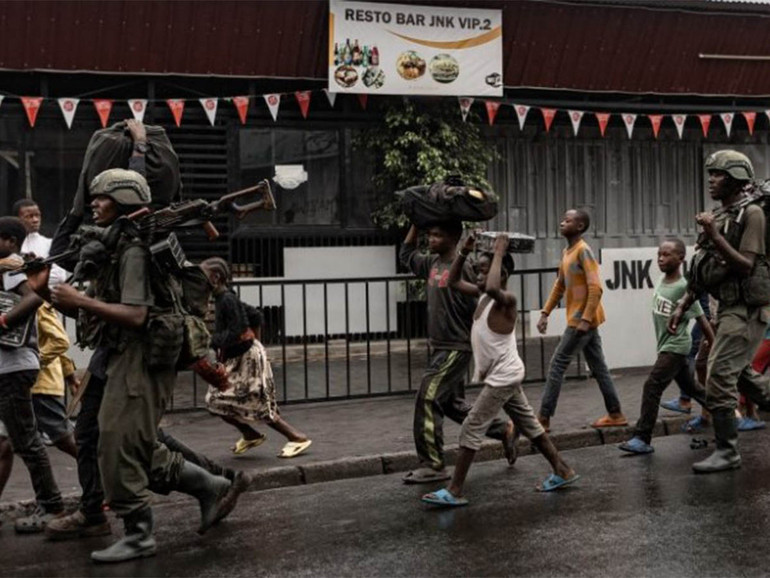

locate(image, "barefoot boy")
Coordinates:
619 239 714 454
422 234 579 507
537 209 627 430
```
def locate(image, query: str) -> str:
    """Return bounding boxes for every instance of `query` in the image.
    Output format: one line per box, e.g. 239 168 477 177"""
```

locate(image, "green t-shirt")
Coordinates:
652 276 703 355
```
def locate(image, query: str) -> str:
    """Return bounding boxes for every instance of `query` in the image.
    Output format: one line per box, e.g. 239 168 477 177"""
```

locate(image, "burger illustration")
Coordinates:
396 51 426 80
429 53 460 84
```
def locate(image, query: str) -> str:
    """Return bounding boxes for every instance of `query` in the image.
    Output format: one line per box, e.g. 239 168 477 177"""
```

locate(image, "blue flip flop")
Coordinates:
537 473 581 492
421 488 469 508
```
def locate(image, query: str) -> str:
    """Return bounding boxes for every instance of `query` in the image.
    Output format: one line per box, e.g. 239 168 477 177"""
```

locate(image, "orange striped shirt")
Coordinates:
542 239 606 328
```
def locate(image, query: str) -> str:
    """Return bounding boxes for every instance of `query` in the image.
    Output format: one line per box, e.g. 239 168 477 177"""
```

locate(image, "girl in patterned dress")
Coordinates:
201 258 312 458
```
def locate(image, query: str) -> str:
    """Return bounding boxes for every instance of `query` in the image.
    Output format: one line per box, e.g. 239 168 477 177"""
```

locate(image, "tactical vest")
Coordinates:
689 204 770 307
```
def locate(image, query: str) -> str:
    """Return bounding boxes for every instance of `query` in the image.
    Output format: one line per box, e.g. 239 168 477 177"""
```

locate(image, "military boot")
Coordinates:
91 507 155 564
176 461 243 535
692 409 741 473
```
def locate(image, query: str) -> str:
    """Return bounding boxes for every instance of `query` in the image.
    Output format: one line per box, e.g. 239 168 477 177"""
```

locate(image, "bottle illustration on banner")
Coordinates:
362 45 369 67
344 38 353 65
370 45 379 66
333 42 340 66
352 39 362 66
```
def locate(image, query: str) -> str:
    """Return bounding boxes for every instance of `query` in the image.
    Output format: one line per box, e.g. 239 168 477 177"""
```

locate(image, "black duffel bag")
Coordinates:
398 178 498 228
51 121 182 258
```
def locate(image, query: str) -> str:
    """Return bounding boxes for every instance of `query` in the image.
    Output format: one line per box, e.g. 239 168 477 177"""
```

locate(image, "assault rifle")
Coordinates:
16 180 275 280
695 179 770 250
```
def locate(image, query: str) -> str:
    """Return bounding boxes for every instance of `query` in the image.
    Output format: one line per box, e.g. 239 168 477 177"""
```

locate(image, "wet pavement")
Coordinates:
4 431 770 577
1 367 670 508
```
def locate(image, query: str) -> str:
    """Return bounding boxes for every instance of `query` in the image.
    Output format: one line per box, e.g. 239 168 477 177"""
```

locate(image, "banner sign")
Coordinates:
328 0 503 96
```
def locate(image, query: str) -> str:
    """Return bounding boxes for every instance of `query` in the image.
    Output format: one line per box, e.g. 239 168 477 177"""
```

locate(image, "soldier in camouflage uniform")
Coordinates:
671 150 770 473
50 169 242 563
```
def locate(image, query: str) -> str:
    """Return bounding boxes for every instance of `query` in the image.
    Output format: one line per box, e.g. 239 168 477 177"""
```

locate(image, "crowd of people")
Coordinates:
1 133 770 563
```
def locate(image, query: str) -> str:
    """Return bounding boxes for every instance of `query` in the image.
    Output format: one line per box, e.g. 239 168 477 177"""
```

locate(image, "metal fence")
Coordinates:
169 266 586 412
171 268 585 411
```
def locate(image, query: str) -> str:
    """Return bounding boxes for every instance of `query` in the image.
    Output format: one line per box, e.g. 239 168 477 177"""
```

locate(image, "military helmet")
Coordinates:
89 168 152 206
705 150 754 181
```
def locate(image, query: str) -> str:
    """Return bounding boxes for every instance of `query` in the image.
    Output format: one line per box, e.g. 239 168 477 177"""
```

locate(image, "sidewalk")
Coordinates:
0 367 696 518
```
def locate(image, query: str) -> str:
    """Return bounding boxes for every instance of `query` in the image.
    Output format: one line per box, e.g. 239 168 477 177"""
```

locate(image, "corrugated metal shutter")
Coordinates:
166 122 231 262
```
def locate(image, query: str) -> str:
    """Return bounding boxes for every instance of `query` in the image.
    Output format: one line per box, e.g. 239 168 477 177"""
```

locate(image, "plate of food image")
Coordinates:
362 66 386 88
429 53 460 84
396 51 426 81
334 65 358 88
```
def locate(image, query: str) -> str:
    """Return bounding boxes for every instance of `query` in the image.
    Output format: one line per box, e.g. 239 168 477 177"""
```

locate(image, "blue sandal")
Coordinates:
537 473 581 492
421 488 469 508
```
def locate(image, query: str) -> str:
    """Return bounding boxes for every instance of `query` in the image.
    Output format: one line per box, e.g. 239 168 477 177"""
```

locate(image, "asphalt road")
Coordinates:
4 432 770 577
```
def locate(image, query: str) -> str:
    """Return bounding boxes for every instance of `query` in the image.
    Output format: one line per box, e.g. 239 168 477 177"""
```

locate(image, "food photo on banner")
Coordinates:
328 0 503 96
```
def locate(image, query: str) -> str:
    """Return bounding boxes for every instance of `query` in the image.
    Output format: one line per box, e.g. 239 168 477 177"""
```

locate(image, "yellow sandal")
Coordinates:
231 435 267 455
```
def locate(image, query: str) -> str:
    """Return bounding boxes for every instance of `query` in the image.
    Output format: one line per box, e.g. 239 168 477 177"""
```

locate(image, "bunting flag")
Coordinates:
541 108 557 132
199 98 218 126
264 93 281 121
766 110 770 125
720 112 734 138
742 111 756 136
167 99 185 127
596 113 610 137
485 101 501 126
92 99 113 128
698 114 712 137
357 94 368 110
514 104 530 131
58 98 79 129
622 113 637 139
458 97 474 122
323 88 337 108
0 96 4 111
232 96 249 125
648 114 663 139
672 114 686 139
128 99 148 122
21 97 43 127
568 110 584 136
295 91 311 119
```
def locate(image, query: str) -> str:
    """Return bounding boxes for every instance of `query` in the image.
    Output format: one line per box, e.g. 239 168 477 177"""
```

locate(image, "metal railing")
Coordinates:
170 267 586 411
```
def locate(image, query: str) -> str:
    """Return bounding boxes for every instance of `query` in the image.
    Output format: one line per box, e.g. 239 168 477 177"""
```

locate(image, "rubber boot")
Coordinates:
692 409 742 474
176 461 239 535
91 507 155 564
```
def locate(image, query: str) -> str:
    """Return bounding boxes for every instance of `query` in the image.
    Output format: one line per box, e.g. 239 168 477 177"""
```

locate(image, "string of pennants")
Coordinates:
3 89 767 139
459 97 770 139
2 89 359 129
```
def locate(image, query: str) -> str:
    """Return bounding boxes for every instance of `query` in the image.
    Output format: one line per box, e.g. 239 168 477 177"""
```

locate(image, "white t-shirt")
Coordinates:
21 232 68 287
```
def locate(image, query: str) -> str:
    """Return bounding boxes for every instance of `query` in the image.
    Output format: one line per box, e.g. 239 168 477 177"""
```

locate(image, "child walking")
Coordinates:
422 233 579 507
0 217 64 532
619 239 714 454
200 257 312 458
399 222 514 484
537 209 627 431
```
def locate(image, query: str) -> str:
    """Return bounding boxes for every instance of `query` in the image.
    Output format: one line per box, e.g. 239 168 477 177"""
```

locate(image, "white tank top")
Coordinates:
471 297 525 387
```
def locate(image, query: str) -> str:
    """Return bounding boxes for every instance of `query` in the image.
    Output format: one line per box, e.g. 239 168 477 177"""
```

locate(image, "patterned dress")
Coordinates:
205 289 278 423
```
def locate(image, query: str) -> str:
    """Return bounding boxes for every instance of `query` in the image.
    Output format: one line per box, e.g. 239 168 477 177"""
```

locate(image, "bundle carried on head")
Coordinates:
70 121 182 216
397 175 498 229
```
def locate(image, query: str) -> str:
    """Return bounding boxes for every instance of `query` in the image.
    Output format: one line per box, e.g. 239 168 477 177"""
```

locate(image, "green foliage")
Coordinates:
357 98 498 230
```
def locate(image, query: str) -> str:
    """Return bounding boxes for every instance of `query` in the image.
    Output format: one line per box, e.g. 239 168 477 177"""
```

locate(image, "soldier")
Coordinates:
49 169 242 563
670 150 770 473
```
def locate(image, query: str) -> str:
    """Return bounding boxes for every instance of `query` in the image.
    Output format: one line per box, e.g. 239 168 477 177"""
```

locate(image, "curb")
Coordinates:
0 415 693 521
